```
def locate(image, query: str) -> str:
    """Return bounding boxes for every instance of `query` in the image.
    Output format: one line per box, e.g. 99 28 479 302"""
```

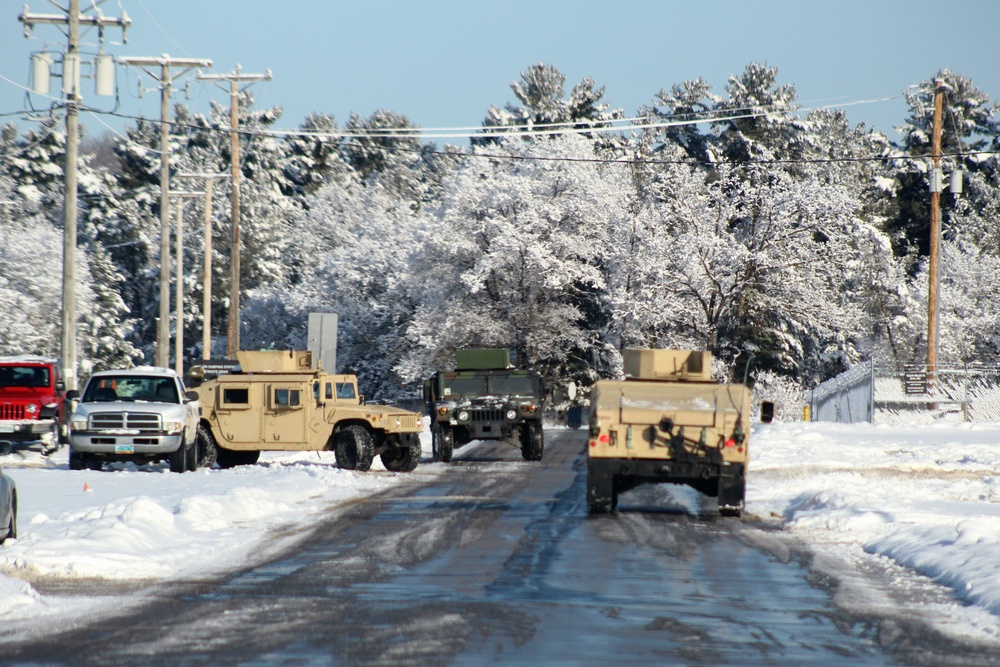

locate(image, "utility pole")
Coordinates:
926 78 949 384
175 196 187 376
195 67 272 358
19 2 130 391
176 173 228 361
119 55 212 368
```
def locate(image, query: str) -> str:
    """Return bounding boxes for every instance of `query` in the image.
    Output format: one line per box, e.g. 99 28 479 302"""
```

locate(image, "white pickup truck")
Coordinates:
67 366 203 472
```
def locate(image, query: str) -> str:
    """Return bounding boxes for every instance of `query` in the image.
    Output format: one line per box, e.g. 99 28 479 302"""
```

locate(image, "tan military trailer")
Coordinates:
588 349 768 516
191 350 423 472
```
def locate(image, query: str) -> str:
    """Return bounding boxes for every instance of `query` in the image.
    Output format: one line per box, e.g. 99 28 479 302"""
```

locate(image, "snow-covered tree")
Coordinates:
477 64 623 144
244 174 427 400
401 135 629 384
710 63 807 164
607 159 889 380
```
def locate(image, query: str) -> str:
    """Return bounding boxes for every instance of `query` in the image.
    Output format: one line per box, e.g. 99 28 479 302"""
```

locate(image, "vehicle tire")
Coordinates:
2 492 16 543
587 474 617 514
215 447 260 469
380 445 419 472
432 425 454 463
196 425 218 469
169 433 187 473
717 473 745 518
68 448 85 470
520 421 544 461
185 437 198 472
334 425 375 471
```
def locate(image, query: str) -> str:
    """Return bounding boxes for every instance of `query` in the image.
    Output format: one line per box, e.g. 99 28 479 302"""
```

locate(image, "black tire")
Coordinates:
196 425 218 469
520 421 544 461
432 425 454 463
717 472 745 518
215 447 260 469
68 448 85 470
587 473 617 514
169 433 187 473
185 436 198 472
2 492 16 543
380 445 419 472
334 425 375 471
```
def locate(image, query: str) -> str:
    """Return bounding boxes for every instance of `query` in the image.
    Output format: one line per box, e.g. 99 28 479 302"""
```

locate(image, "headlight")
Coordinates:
506 409 517 420
163 421 184 434
25 403 38 414
70 418 88 431
457 410 470 422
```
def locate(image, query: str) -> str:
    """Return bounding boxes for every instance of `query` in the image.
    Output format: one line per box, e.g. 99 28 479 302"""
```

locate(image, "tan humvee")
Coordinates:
588 349 766 516
192 351 423 472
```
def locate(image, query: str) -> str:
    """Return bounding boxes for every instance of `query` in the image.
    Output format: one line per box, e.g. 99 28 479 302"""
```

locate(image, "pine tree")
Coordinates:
476 64 622 145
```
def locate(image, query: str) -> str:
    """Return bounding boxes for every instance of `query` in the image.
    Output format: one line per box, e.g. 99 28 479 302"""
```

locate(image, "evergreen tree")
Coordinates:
710 63 807 165
476 63 622 145
885 70 1000 260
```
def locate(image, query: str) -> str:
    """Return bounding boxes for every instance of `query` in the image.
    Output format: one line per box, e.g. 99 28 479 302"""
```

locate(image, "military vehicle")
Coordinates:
587 349 770 516
424 348 545 462
192 350 423 471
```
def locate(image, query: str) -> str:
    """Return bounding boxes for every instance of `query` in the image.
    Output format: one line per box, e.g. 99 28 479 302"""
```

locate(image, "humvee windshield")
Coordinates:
488 374 536 396
442 373 536 398
443 376 486 398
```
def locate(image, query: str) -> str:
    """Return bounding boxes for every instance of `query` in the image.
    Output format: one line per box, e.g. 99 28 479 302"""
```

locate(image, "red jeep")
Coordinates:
0 356 67 454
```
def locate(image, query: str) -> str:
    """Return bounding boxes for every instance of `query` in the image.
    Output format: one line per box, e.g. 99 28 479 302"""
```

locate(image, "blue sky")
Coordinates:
2 1 1000 143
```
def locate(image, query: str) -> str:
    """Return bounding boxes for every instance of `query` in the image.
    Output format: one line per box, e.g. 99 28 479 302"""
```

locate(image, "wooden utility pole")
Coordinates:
175 197 187 376
119 55 212 368
195 67 272 358
19 2 129 390
927 79 948 382
176 173 228 360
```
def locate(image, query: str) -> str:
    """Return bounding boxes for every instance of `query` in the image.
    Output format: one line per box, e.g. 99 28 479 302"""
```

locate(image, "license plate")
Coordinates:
0 424 14 433
114 444 135 454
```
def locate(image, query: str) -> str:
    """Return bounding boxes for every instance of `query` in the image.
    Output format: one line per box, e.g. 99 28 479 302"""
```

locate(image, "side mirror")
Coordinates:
56 380 66 392
760 401 775 424
185 390 200 402
66 389 80 401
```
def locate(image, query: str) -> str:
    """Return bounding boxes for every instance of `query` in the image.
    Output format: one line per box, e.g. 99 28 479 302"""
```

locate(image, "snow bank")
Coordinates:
749 421 1000 640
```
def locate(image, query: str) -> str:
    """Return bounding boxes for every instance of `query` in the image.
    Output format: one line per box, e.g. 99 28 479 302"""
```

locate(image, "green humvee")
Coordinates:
424 348 545 462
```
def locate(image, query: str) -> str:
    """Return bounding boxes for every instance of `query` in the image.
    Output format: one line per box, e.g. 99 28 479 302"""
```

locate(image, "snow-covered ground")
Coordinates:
748 421 1000 645
0 430 438 621
2 421 1000 648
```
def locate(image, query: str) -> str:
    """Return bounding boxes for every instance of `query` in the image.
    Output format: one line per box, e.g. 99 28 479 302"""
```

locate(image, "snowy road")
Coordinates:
4 430 998 666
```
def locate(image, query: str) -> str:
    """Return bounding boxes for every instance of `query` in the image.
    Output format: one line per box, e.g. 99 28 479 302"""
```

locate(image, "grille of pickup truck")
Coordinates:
90 412 162 432
0 404 27 420
469 408 504 423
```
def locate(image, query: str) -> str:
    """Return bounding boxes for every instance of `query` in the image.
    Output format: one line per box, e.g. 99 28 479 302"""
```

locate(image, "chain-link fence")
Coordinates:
808 362 1000 424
